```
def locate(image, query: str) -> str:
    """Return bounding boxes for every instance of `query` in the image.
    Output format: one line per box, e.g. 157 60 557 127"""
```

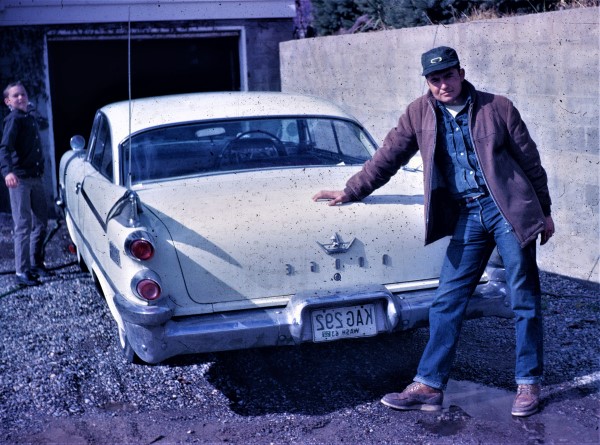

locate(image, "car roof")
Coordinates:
101 91 358 143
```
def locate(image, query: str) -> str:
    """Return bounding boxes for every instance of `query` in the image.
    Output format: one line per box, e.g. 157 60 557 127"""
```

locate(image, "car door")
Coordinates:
63 115 103 235
78 113 126 264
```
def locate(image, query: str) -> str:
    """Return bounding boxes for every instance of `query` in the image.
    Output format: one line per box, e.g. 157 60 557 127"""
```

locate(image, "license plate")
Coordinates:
311 304 377 342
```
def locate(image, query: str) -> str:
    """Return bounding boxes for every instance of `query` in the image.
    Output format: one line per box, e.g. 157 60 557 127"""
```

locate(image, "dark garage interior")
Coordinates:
47 35 241 165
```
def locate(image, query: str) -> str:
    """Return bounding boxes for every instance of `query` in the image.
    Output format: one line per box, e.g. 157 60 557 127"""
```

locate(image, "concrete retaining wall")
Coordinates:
280 8 599 283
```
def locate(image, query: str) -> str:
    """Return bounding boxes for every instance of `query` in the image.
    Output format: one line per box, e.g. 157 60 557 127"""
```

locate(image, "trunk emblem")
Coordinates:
318 233 355 255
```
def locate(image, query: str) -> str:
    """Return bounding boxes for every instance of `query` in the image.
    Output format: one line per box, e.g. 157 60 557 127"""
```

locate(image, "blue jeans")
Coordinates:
9 177 48 274
415 195 543 390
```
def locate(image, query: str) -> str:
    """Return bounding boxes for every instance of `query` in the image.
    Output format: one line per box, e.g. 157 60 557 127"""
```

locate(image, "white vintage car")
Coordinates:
57 92 511 364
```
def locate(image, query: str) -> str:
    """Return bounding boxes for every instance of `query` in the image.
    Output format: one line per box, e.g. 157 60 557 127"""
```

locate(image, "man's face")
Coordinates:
4 85 29 112
426 67 465 105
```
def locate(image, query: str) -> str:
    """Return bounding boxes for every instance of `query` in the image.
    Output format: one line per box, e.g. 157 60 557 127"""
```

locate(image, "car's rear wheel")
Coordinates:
65 214 89 272
75 246 89 273
118 326 142 364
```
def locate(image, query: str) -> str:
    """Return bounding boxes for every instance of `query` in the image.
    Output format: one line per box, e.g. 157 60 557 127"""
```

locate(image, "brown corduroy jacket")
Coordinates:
344 80 552 248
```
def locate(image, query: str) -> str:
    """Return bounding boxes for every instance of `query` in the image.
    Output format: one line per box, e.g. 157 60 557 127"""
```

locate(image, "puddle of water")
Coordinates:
444 378 600 444
445 379 515 422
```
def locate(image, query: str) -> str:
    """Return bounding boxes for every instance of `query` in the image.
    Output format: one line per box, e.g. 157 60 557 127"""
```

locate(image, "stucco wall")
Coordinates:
280 8 599 283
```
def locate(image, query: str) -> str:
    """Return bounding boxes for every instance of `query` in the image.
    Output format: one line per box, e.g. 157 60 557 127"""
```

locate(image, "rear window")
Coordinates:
123 117 376 184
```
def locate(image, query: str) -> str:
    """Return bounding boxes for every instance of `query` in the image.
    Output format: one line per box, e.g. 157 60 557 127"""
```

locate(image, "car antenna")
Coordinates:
124 7 140 227
104 9 140 228
127 6 133 192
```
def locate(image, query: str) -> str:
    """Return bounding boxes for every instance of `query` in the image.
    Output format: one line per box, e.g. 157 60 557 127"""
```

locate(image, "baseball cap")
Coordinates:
421 46 460 76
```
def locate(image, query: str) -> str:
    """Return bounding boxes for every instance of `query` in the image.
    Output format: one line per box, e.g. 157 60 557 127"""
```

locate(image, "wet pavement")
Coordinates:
444 376 600 443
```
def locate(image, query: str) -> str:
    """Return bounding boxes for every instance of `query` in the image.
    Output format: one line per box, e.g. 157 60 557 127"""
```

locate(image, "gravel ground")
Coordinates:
0 213 598 444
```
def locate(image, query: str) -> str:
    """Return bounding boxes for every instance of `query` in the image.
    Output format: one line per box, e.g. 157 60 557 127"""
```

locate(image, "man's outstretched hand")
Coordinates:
312 190 350 206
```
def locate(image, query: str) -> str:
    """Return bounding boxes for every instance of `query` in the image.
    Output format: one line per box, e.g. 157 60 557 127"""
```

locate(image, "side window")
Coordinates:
89 115 113 180
332 121 367 158
308 120 338 153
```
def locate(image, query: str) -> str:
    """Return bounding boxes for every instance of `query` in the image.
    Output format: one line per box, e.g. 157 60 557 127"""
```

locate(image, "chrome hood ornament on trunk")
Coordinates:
318 233 355 255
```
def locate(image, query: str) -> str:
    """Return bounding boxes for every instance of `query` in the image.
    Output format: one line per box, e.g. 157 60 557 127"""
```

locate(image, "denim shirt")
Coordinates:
434 97 487 199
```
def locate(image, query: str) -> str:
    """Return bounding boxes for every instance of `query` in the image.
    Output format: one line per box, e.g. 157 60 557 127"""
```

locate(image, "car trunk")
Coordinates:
138 166 448 306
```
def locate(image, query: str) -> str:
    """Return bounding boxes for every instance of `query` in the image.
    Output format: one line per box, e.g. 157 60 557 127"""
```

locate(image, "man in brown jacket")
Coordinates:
313 46 555 417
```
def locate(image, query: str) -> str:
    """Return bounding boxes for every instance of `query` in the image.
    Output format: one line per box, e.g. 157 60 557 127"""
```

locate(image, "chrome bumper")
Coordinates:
115 267 512 364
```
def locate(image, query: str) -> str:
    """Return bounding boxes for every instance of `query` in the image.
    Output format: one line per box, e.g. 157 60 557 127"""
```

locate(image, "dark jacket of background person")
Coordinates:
0 108 45 180
343 80 552 248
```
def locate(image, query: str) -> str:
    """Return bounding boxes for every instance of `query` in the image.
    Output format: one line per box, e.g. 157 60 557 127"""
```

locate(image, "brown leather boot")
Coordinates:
511 384 541 417
381 382 443 411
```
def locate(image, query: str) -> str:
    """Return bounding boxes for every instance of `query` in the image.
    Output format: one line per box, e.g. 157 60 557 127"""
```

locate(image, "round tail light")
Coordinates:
129 239 154 261
125 231 156 262
136 279 161 301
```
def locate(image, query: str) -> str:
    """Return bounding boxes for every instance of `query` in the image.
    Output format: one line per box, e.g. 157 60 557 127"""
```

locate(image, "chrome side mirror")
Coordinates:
70 135 86 151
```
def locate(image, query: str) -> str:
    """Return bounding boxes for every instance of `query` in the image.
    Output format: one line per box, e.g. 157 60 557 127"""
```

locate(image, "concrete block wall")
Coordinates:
280 8 599 283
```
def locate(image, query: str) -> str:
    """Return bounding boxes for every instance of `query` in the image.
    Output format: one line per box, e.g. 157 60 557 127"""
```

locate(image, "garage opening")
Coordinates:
47 34 241 167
